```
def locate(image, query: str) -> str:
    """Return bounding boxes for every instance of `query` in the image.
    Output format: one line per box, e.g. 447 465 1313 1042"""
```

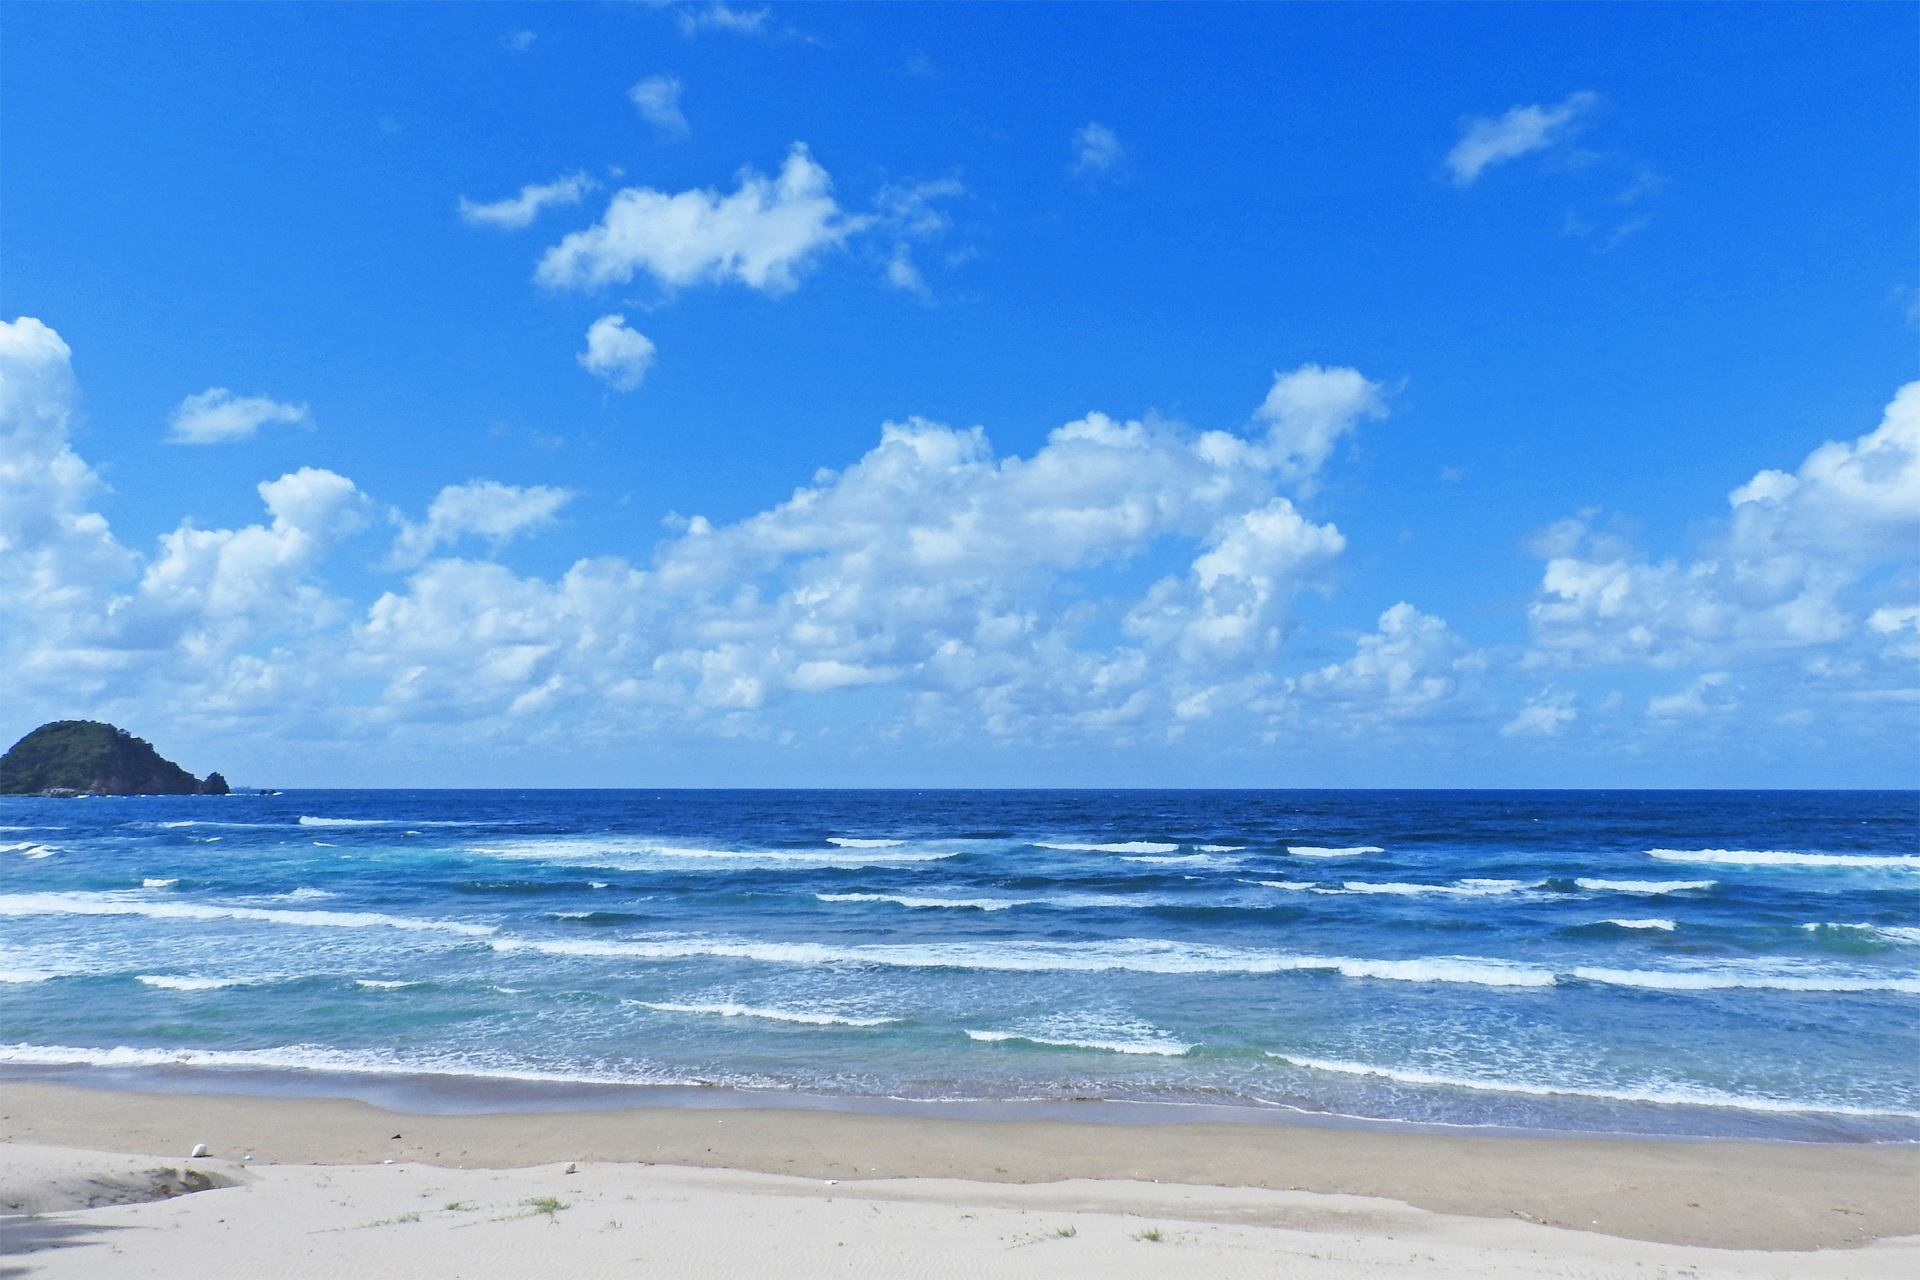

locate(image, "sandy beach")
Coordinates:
2 1081 1915 1277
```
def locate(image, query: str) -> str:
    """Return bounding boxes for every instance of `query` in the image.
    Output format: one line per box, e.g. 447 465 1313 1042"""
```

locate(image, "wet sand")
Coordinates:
3 1079 1916 1255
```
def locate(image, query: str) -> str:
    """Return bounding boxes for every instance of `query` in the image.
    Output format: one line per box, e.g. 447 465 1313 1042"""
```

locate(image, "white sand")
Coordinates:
3 1143 1915 1279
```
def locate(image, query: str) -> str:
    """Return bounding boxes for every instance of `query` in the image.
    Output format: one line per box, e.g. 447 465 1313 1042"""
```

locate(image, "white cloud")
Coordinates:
1647 672 1735 719
1287 603 1481 726
0 318 139 669
677 3 768 36
629 75 689 139
1070 123 1125 177
7 327 1398 752
1248 364 1388 490
17 313 1911 777
1527 383 1920 672
884 246 926 297
1446 92 1597 186
459 173 594 231
166 388 310 445
129 468 372 654
873 178 965 298
535 144 863 295
1125 500 1345 667
1501 686 1578 737
576 315 656 391
388 481 573 569
500 30 536 52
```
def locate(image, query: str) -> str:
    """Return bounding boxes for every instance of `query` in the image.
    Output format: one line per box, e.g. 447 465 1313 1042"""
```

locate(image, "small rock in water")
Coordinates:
189 1143 208 1158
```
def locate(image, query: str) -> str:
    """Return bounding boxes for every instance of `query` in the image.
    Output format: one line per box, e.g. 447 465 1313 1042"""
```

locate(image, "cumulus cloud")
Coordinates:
629 75 689 139
1446 92 1597 186
166 388 310 444
1126 500 1345 667
1501 686 1578 737
459 173 595 230
8 318 1409 755
1647 672 1736 719
1527 383 1920 673
1249 364 1388 490
535 144 863 295
576 314 656 391
0 318 138 662
388 481 573 569
1287 603 1483 727
1070 122 1125 177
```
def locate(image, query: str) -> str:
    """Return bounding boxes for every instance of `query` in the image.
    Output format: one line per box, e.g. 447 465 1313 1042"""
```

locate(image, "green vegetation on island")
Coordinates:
0 721 228 797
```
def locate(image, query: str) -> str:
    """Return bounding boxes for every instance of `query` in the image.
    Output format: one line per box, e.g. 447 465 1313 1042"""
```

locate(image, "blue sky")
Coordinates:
2 1 1915 787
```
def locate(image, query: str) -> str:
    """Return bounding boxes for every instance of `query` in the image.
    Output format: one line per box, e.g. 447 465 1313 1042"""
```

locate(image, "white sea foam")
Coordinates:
0 969 57 984
1575 878 1714 894
136 975 246 991
1338 879 1534 897
1289 846 1383 857
1648 848 1920 869
817 893 1025 911
1572 966 1920 994
265 888 338 902
1122 854 1228 866
355 979 420 989
826 838 906 848
1197 845 1244 853
1602 919 1676 930
473 836 954 870
0 1042 702 1090
0 891 494 936
1802 923 1920 946
1254 878 1533 898
638 1001 896 1027
966 1029 1192 1056
141 878 178 889
490 935 1556 986
4 842 57 859
157 821 270 829
1035 841 1181 854
298 817 389 827
1266 1053 1920 1118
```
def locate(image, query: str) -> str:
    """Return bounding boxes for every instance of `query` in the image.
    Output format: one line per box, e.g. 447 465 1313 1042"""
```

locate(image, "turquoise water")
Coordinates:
2 789 1915 1140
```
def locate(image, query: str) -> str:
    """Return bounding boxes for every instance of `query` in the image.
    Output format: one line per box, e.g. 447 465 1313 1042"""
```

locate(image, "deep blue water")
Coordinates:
2 790 1915 1141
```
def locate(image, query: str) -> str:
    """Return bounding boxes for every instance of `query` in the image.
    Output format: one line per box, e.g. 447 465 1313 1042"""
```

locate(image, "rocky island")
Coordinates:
0 721 228 796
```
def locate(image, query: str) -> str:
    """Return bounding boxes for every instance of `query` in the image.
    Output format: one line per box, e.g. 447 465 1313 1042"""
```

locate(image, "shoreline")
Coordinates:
3 1061 1910 1146
4 1079 1916 1252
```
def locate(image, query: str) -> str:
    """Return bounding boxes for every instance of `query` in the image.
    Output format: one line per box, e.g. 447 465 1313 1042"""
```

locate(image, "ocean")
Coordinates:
2 790 1915 1142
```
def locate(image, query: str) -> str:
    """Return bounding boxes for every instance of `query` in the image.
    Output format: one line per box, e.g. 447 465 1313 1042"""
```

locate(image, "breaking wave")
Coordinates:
0 892 494 936
136 975 247 991
489 935 1557 986
1266 1053 1920 1118
1575 878 1714 894
638 1001 896 1027
1035 841 1181 854
1648 849 1920 869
